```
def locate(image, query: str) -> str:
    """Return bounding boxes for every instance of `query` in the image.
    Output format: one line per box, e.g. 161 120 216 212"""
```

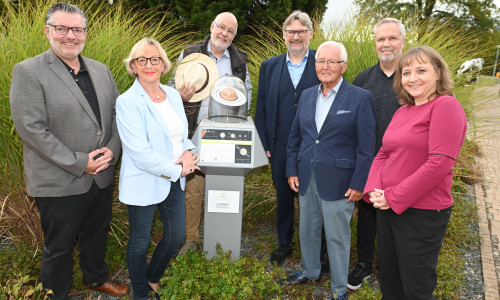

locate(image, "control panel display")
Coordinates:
200 129 252 164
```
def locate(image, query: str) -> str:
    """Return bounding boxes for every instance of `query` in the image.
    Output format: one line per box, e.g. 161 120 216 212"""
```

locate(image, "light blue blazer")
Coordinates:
116 79 195 206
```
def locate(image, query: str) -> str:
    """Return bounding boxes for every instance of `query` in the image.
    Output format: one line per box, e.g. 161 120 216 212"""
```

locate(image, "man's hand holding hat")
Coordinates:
178 83 196 102
175 53 219 103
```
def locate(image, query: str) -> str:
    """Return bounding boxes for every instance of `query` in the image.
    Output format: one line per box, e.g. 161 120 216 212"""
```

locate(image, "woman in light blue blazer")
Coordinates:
116 37 199 299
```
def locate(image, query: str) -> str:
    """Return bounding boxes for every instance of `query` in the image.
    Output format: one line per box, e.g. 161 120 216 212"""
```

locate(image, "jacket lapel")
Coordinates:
85 58 107 134
308 85 320 135
133 79 172 138
318 79 350 135
305 49 318 88
46 49 100 128
272 54 286 115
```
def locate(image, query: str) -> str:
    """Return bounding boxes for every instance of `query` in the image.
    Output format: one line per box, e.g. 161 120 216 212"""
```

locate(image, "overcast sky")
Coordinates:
323 0 500 25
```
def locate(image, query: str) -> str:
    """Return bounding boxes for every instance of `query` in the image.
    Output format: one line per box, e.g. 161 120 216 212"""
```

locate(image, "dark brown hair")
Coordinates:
394 46 454 105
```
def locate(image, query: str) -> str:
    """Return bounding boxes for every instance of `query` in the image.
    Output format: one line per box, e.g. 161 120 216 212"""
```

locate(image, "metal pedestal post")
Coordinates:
203 174 245 260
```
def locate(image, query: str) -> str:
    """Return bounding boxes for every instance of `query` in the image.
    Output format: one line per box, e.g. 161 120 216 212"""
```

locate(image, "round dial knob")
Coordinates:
240 148 248 156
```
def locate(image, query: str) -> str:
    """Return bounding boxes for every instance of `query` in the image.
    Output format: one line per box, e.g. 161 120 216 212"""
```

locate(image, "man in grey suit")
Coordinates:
9 3 128 299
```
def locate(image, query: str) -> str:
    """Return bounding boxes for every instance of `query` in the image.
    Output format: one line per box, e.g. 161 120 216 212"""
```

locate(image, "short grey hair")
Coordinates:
316 41 348 62
124 37 172 77
374 18 405 39
283 10 313 32
45 2 87 28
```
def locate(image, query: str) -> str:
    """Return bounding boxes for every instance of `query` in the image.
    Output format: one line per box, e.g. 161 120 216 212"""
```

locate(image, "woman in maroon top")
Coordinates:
363 46 467 299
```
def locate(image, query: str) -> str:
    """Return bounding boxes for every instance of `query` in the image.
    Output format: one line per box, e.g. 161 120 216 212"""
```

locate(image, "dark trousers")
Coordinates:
270 140 295 246
35 181 113 300
356 199 377 269
126 181 186 299
377 206 452 300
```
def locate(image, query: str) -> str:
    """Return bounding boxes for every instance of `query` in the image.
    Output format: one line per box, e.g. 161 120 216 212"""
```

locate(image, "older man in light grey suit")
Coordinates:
9 3 128 299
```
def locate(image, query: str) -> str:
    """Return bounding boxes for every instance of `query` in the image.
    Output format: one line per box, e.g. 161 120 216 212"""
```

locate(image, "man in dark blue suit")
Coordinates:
254 10 321 264
283 41 375 300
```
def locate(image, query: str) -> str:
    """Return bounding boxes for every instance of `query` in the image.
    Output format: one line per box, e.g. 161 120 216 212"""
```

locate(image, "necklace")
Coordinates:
150 89 164 102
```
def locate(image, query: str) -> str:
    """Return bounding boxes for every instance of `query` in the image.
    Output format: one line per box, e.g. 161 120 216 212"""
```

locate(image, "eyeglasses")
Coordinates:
315 60 345 67
135 56 162 66
48 24 86 37
284 30 309 37
214 22 236 36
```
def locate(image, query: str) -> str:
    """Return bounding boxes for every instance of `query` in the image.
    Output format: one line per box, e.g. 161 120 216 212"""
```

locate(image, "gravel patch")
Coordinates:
458 188 484 300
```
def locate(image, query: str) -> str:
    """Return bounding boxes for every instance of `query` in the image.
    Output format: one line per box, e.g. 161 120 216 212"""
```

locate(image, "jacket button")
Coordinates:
97 130 102 136
310 159 314 163
315 140 319 144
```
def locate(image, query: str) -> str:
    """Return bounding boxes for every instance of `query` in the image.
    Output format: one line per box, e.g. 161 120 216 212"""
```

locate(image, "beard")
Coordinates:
287 40 310 55
211 35 231 52
378 47 402 62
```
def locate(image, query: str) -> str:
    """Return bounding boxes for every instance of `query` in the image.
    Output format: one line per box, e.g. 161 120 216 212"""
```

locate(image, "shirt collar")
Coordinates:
207 41 230 58
318 77 343 97
286 50 309 65
59 55 88 73
377 61 395 78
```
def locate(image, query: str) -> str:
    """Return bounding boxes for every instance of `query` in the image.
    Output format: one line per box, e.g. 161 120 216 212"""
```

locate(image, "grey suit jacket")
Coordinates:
10 48 121 197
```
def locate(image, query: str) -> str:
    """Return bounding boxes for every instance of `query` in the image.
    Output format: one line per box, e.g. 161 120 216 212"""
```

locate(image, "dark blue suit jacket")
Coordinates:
254 49 320 155
286 79 376 201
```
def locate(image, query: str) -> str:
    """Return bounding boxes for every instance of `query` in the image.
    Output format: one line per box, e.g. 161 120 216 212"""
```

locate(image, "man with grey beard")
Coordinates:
348 17 406 290
174 12 252 255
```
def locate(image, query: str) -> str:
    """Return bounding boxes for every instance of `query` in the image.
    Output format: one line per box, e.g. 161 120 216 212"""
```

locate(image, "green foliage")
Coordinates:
353 0 499 32
352 0 500 67
0 242 41 285
120 0 328 37
159 244 282 299
0 273 50 300
243 166 276 223
348 284 382 299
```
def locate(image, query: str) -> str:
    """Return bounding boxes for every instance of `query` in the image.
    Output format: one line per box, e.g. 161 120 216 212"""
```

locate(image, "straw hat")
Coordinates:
175 53 218 103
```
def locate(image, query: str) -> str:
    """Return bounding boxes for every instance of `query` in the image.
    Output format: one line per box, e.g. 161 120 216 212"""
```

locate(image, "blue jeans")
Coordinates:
126 181 186 299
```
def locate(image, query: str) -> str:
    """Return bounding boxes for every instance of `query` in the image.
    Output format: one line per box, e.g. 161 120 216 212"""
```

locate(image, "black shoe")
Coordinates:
321 257 330 275
280 271 319 285
270 245 292 264
347 262 372 290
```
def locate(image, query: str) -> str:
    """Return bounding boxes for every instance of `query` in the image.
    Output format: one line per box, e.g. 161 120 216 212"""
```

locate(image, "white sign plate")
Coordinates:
207 190 240 213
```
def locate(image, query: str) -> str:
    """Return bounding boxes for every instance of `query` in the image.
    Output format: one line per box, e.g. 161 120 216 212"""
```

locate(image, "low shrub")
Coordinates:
159 244 283 299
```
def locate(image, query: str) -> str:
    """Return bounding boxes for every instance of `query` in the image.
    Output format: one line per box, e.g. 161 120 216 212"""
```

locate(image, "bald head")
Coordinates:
210 12 238 53
215 12 238 34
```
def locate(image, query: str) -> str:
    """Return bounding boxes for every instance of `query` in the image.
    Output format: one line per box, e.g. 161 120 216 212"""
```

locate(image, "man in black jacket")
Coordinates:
348 17 405 290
